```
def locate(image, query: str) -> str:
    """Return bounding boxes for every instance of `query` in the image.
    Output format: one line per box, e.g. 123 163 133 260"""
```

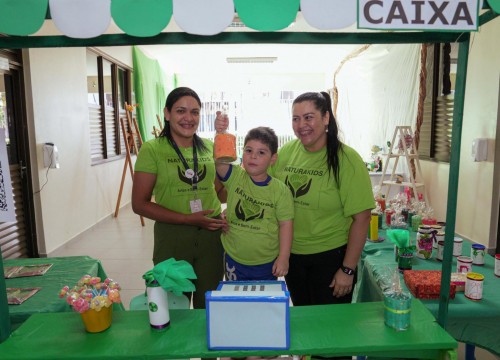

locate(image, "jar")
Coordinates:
465 272 484 301
411 215 422 232
456 255 473 273
435 232 445 249
385 209 394 227
471 244 486 265
416 226 433 260
436 240 445 261
421 217 437 226
146 280 170 330
453 237 463 257
495 254 500 277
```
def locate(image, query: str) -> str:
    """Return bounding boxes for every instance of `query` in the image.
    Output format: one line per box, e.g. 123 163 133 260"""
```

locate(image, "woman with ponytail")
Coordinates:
271 92 374 311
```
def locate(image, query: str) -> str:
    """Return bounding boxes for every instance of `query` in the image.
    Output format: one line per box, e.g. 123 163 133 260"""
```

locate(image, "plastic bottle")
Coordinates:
214 108 237 163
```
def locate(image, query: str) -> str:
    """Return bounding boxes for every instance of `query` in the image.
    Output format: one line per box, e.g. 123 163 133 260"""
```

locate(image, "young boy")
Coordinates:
214 125 294 281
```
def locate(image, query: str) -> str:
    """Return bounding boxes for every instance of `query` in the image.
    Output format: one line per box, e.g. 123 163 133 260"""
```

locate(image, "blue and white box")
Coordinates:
206 280 290 350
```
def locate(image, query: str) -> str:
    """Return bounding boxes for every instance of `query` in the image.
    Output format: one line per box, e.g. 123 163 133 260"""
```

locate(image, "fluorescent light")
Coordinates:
226 57 278 64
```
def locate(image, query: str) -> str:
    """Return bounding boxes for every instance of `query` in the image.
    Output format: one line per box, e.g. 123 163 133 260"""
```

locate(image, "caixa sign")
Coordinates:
358 0 480 31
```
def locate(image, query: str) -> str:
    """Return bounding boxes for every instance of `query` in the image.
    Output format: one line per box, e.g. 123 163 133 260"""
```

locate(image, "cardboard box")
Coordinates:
206 281 290 350
403 270 456 299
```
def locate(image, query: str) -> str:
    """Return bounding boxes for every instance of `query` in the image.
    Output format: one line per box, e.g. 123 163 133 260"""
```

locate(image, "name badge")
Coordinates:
190 199 203 213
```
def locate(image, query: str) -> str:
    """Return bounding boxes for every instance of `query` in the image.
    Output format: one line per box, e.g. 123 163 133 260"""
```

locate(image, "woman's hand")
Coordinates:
215 111 229 133
188 209 226 231
329 269 354 298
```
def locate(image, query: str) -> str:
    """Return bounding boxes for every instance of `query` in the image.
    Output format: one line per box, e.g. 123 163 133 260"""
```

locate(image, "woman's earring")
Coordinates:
325 126 329 133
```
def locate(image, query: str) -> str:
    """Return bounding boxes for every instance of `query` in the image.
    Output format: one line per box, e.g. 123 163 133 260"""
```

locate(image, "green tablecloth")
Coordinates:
0 300 456 360
354 234 500 356
3 256 125 330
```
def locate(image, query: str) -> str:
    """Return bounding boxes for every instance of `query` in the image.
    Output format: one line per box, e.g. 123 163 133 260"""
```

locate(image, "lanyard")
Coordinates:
170 138 199 191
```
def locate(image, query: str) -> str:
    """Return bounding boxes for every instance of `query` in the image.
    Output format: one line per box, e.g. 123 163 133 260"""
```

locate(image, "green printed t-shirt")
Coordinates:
221 165 294 265
134 137 221 217
271 139 374 255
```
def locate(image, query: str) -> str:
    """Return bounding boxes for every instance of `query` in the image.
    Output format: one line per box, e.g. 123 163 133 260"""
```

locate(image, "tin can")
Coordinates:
437 221 446 232
471 244 486 265
436 240 445 261
465 272 484 301
435 232 445 249
456 255 473 273
398 250 413 272
453 237 463 257
384 292 411 331
495 254 500 277
369 213 379 241
385 209 394 227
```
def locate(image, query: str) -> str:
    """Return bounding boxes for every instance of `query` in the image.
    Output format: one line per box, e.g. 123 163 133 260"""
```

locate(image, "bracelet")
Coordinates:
341 265 355 276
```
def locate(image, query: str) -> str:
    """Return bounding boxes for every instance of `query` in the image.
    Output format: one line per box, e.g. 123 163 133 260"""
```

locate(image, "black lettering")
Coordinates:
364 0 383 24
429 1 449 25
452 2 473 25
386 1 409 24
411 0 425 24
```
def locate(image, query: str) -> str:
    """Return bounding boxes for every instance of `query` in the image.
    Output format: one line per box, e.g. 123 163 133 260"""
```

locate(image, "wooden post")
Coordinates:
114 103 145 226
0 247 11 343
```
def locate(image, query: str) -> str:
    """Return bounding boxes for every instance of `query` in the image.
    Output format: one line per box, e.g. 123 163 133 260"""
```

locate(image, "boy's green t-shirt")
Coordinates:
134 137 221 217
271 139 374 254
221 165 294 265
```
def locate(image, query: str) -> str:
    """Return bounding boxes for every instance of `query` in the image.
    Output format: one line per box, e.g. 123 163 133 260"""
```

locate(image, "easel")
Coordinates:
114 103 145 226
151 114 163 138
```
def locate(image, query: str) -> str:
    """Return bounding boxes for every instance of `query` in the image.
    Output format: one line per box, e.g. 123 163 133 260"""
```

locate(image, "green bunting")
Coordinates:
487 0 500 13
111 0 173 37
0 0 48 35
234 0 300 31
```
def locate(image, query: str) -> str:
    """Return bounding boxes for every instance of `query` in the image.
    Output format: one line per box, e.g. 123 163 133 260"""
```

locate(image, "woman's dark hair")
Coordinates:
244 127 278 154
293 92 343 183
159 87 208 153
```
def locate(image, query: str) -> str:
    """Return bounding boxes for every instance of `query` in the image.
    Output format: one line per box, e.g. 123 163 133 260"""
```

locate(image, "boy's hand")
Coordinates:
272 256 289 277
215 111 229 133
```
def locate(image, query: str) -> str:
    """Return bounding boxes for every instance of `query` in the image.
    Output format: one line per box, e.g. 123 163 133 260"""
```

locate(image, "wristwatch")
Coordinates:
341 265 355 276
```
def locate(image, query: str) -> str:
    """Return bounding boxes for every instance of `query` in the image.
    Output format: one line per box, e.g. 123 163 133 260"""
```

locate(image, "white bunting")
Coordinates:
301 0 356 30
49 0 111 38
173 0 234 36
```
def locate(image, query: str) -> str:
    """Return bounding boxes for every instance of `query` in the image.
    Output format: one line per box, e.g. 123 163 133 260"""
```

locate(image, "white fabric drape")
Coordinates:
335 44 421 175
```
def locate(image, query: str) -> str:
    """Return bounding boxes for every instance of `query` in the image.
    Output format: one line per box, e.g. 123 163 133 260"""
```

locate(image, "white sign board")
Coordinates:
0 128 16 223
358 0 479 31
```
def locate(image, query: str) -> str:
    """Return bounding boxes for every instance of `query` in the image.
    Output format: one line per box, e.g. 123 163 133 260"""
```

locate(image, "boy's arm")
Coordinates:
272 219 293 277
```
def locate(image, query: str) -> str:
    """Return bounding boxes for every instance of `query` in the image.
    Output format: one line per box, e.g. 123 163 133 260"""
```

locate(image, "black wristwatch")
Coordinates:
341 265 355 276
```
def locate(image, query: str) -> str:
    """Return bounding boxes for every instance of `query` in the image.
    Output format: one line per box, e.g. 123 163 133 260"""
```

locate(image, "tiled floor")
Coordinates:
50 204 499 360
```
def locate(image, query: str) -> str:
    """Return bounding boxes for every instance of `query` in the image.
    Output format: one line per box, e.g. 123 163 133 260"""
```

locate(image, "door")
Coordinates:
0 49 37 259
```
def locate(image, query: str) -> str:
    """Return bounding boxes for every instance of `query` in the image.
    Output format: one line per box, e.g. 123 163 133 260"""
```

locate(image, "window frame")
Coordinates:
87 48 133 165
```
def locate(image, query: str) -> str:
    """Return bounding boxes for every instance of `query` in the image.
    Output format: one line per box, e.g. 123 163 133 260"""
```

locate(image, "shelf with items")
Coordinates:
378 126 429 204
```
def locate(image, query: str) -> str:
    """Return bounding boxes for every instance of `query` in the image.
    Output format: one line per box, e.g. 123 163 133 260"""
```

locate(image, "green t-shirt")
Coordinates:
271 139 374 254
220 165 294 265
134 137 221 217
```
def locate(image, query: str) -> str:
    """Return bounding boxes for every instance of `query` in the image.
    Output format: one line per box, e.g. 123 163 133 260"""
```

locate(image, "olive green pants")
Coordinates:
153 222 223 309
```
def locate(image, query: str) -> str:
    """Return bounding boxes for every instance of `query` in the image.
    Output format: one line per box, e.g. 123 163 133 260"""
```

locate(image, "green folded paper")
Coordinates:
143 258 197 296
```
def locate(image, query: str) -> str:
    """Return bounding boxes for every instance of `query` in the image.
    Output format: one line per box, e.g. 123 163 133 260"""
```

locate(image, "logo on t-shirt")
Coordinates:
177 164 207 185
235 199 265 222
284 174 312 198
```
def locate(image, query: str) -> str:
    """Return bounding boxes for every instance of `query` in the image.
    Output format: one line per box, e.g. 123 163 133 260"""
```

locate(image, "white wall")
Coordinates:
24 47 134 255
420 19 500 249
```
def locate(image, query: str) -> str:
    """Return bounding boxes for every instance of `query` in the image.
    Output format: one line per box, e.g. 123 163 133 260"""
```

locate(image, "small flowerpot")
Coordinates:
80 306 113 333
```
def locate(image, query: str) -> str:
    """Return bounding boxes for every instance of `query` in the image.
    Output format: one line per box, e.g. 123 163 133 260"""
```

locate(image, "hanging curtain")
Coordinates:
132 46 172 141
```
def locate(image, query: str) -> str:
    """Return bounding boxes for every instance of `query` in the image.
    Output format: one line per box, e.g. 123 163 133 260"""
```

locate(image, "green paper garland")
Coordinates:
234 0 300 31
111 0 173 37
0 0 48 36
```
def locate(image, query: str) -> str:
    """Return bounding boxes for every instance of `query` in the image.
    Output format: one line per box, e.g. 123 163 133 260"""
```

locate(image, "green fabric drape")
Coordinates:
132 46 171 141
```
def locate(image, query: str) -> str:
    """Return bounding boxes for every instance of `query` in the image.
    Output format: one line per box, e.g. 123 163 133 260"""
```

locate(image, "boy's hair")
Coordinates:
244 127 278 154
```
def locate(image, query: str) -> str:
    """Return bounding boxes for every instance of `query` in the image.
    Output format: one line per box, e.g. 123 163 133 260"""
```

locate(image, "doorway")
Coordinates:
0 49 37 259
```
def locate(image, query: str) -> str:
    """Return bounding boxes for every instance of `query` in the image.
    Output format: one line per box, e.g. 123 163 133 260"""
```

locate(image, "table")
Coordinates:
354 234 500 357
2 256 125 331
0 300 456 360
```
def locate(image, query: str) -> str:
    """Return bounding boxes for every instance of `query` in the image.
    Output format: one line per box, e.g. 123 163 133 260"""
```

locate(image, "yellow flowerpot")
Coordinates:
80 306 113 333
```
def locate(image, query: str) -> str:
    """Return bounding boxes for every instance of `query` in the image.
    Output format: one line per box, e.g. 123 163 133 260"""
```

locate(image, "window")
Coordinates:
87 49 133 164
419 43 457 163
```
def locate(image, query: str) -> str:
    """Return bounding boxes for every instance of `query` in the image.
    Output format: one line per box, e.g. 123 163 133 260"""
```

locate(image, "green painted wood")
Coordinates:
111 0 173 37
437 34 471 329
0 248 11 343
